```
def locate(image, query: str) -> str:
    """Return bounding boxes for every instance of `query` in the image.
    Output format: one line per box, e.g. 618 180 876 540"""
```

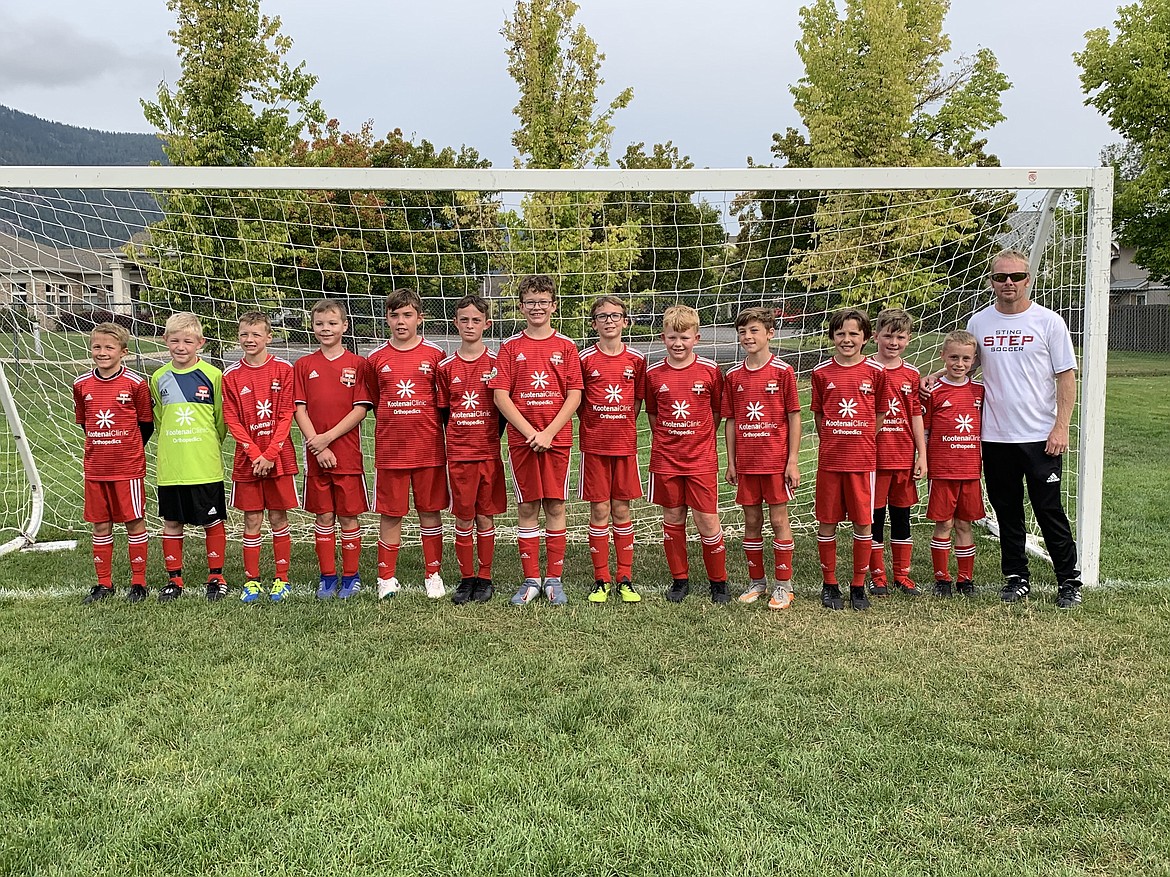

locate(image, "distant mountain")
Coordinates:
0 105 164 248
0 105 165 166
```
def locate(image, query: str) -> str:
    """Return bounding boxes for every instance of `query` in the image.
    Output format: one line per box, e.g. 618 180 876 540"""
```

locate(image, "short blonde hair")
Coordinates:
942 329 978 353
90 322 130 349
662 304 700 334
164 311 204 340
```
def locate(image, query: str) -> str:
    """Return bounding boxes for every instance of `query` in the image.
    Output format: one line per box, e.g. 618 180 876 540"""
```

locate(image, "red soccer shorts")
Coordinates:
815 470 875 526
647 471 719 514
302 471 369 518
231 475 299 513
374 466 451 517
926 478 985 523
874 468 919 509
734 472 794 508
448 458 508 520
84 478 145 524
578 452 644 503
507 445 570 503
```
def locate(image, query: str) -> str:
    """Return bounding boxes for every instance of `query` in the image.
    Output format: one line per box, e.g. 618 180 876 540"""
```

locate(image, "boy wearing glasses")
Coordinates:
490 275 583 605
579 295 646 603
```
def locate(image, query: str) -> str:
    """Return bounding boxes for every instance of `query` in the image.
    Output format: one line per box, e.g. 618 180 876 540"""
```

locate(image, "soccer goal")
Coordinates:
0 166 1112 584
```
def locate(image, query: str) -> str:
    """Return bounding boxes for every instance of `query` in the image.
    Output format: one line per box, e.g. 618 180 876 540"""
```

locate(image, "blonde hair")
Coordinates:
164 311 204 340
90 322 130 349
662 304 700 334
942 330 978 353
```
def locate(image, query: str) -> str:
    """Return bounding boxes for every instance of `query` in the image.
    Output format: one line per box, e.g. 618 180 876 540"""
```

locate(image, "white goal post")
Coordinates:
0 165 1112 586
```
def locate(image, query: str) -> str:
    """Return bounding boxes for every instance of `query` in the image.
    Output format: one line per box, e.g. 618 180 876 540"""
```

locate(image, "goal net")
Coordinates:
0 167 1112 583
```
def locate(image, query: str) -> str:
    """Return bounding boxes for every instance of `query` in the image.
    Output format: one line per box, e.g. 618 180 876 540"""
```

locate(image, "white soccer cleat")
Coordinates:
424 572 446 599
376 576 400 600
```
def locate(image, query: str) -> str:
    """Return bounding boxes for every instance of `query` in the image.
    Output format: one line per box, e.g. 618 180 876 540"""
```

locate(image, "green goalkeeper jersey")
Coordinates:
150 359 227 486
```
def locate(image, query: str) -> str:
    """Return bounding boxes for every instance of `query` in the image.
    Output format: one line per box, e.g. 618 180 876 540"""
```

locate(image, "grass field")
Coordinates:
0 352 1167 876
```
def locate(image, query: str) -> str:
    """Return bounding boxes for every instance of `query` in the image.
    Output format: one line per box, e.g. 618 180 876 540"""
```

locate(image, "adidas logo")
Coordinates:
165 554 176 562
826 382 836 390
520 551 531 559
240 385 252 395
1047 473 1060 483
737 384 744 391
659 383 669 392
940 400 953 408
208 550 220 558
516 352 527 361
84 393 93 401
207 507 217 515
308 370 319 379
591 369 601 377
452 375 462 383
381 364 391 372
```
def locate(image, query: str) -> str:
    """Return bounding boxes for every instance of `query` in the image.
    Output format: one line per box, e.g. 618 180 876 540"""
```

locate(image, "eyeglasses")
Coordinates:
592 312 626 323
990 271 1029 283
522 299 554 309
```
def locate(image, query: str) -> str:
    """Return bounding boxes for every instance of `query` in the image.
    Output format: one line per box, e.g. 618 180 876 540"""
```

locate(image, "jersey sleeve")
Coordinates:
134 378 153 423
73 378 85 426
783 367 800 414
810 370 823 415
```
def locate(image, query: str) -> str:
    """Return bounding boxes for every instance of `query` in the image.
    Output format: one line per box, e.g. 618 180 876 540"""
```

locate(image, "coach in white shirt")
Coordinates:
967 249 1082 608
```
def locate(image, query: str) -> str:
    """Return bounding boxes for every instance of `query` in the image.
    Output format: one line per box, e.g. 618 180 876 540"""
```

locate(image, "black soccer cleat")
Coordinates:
709 580 731 604
1000 575 1030 603
666 578 690 603
932 579 954 598
956 579 976 598
471 577 494 603
821 583 844 611
1055 579 1082 609
84 585 113 604
452 577 476 605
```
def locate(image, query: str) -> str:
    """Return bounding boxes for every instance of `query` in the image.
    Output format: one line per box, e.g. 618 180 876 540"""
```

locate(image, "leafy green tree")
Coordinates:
1076 1 1170 282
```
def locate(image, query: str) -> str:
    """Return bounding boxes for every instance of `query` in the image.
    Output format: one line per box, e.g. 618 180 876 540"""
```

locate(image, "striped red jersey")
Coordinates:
578 343 645 456
293 348 373 476
222 355 298 481
437 348 502 462
645 356 723 476
871 358 923 470
810 357 886 472
924 377 984 480
367 338 447 469
73 366 153 480
721 355 800 474
489 331 583 450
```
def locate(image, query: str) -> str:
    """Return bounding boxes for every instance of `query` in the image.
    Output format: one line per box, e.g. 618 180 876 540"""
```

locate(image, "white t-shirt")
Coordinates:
966 301 1077 443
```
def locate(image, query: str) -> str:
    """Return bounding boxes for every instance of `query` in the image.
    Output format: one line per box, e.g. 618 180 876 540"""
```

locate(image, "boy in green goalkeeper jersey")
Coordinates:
150 312 229 602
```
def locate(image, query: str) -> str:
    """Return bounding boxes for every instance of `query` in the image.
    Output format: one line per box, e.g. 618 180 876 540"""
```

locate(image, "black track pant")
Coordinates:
981 440 1079 584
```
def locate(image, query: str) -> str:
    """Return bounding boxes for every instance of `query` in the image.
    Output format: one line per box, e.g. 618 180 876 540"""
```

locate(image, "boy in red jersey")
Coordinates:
645 304 729 604
868 308 927 597
924 331 985 597
293 299 373 600
811 308 886 611
722 308 801 611
367 287 449 600
223 311 298 602
579 295 645 604
73 323 154 603
490 274 583 606
437 294 506 605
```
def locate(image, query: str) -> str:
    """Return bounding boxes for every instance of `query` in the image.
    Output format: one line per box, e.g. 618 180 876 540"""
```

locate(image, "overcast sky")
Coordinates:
0 0 1120 169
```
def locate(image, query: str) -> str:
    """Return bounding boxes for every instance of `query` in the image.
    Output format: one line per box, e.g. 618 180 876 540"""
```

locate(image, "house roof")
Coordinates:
0 230 122 275
1110 278 1150 292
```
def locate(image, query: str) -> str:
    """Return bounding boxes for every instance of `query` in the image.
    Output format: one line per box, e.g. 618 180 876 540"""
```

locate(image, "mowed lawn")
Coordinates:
0 352 1167 876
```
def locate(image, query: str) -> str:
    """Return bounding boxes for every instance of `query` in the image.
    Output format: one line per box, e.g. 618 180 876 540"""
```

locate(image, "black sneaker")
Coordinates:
205 576 228 601
666 578 690 603
452 577 476 605
895 578 922 597
1000 575 1030 603
84 585 113 604
956 579 976 597
933 579 954 598
126 584 148 603
869 581 889 597
709 581 731 604
472 577 494 603
821 583 844 610
159 583 183 603
1055 579 1082 609
849 585 870 610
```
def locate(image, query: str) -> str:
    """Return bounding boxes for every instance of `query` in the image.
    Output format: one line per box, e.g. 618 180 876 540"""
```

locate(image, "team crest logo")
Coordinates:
692 382 707 395
765 381 779 394
270 380 282 392
340 368 357 387
550 352 564 366
623 367 635 380
116 391 133 405
482 368 497 383
901 382 913 395
195 385 211 401
973 398 982 409
419 362 433 374
858 381 873 395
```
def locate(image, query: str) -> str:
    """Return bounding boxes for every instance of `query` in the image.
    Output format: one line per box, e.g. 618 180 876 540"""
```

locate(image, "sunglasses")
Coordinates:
990 271 1029 283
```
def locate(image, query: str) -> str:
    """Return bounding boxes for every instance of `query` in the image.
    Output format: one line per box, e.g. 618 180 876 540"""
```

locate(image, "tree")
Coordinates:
132 0 325 351
1076 1 1170 282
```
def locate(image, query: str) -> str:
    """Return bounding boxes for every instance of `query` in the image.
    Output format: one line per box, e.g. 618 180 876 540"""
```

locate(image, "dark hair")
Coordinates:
828 307 872 339
735 307 774 331
517 274 556 301
238 310 271 330
385 287 423 314
590 294 628 319
455 294 491 318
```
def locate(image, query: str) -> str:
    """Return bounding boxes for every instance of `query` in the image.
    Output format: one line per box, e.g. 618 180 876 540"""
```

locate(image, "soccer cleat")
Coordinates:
376 576 400 600
821 583 844 611
472 577 494 603
270 579 291 602
869 570 889 597
84 585 113 604
956 579 976 598
665 578 690 603
240 580 264 604
339 574 362 599
894 578 921 597
617 577 641 603
1000 575 1030 603
737 580 768 604
1055 579 1082 609
316 574 339 600
544 577 568 606
205 576 228 602
932 579 954 598
453 577 476 605
588 580 611 603
849 585 871 611
768 585 794 611
510 578 542 606
158 582 183 603
125 584 148 603
424 572 446 600
709 581 731 604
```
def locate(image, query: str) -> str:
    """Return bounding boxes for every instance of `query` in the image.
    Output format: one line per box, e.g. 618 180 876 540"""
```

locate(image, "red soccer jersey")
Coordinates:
73 367 153 481
810 357 886 473
721 356 800 475
437 349 502 462
222 355 298 481
579 343 645 456
872 358 923 470
489 331 584 450
924 377 984 480
293 348 373 476
645 356 724 476
367 338 446 469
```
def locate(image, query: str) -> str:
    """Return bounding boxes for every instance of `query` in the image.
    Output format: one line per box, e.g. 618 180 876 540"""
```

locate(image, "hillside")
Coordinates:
0 104 165 166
